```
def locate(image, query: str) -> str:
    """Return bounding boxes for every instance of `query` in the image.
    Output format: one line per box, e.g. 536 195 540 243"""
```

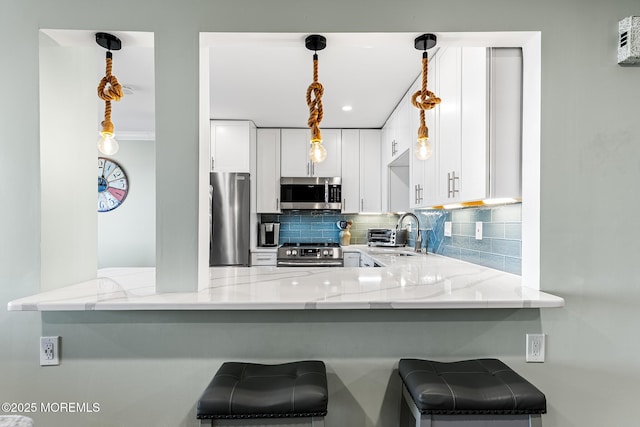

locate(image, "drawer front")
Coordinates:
251 252 277 266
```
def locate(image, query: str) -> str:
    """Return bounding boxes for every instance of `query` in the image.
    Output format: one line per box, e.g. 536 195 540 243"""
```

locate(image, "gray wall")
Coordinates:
97 140 156 268
2 1 639 426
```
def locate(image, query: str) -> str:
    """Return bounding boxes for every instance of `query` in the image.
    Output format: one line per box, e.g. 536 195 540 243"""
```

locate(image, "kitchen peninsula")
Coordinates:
8 246 563 311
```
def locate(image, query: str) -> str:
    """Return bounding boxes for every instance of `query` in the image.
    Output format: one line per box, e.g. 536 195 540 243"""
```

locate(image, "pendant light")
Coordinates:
95 32 124 156
305 34 327 163
411 33 441 160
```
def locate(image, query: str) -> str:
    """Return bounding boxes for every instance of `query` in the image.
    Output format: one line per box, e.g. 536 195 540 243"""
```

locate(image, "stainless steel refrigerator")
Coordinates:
209 172 250 266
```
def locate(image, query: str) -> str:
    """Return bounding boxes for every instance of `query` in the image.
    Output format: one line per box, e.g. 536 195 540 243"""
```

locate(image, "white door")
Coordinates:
359 130 381 213
256 129 281 213
340 129 360 213
210 121 252 173
280 128 310 177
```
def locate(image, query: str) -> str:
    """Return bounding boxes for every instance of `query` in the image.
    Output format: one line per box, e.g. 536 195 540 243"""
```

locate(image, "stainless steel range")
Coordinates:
277 242 343 267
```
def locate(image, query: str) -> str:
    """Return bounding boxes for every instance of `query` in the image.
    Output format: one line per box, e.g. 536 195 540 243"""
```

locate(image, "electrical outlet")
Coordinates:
444 221 452 237
526 333 545 363
475 222 483 240
40 336 60 366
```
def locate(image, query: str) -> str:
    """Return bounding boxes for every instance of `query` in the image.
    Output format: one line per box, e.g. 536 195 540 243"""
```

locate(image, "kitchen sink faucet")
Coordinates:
396 213 423 252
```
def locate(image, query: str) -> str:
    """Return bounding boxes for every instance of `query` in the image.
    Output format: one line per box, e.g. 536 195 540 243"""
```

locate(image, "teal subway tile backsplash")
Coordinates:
261 202 522 275
261 212 399 245
417 203 522 275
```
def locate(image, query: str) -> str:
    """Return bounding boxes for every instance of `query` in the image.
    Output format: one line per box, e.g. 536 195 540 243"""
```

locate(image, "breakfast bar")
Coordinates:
7 247 563 311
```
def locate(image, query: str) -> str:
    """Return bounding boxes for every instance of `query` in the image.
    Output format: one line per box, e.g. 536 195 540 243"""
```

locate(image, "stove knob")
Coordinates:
292 250 298 256
286 250 291 256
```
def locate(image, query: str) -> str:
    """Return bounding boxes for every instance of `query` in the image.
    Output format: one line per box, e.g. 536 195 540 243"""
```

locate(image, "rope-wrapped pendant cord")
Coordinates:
97 54 124 134
306 54 324 142
411 54 441 140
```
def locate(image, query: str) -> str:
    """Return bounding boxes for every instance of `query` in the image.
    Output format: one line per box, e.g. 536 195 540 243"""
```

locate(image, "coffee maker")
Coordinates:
259 222 280 247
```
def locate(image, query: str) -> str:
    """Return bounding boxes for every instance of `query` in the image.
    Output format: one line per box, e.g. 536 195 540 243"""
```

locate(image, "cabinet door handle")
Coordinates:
448 171 459 197
306 162 310 176
276 198 279 210
361 199 364 211
452 171 459 196
211 158 214 171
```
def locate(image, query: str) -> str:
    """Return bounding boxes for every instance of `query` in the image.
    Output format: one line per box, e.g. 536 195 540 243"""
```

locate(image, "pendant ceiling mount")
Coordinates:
305 34 327 52
414 33 437 51
95 32 122 51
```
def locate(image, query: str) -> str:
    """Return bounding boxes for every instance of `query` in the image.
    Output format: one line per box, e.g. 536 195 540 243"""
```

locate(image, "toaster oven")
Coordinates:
367 228 408 247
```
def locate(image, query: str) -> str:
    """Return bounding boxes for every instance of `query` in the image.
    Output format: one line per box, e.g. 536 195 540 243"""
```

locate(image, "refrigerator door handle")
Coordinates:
209 184 214 250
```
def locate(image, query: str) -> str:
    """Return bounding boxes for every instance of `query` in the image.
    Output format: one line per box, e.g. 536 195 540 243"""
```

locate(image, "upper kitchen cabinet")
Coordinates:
256 128 281 213
488 48 523 200
409 61 438 209
210 120 256 173
280 128 342 177
382 95 411 163
420 47 522 206
341 129 382 213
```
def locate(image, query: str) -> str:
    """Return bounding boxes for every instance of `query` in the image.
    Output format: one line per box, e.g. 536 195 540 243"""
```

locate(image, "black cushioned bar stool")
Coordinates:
398 358 546 427
197 361 328 427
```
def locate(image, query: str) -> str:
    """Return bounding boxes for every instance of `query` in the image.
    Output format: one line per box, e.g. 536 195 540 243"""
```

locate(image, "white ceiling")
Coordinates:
41 30 532 138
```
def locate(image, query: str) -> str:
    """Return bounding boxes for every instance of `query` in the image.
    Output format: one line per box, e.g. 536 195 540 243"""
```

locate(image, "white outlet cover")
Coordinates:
444 221 452 237
40 336 60 366
475 222 483 240
526 333 545 363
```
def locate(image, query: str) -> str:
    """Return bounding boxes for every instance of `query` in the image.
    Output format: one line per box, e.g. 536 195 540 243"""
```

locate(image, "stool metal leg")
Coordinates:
529 414 542 427
401 384 431 427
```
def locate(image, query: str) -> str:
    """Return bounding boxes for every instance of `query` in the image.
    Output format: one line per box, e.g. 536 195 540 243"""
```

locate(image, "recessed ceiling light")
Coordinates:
342 105 353 111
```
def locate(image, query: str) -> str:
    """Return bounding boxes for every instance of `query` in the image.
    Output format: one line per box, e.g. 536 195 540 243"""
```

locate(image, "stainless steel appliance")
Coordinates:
277 242 344 267
280 177 341 210
209 172 250 266
367 228 408 247
259 222 280 247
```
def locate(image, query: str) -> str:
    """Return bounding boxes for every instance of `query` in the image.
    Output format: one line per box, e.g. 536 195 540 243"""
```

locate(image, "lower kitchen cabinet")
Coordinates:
251 251 277 266
343 251 361 267
341 129 382 213
359 252 378 267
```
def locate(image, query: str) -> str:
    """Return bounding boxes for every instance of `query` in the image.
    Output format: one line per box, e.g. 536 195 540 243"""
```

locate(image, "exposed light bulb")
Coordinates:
97 131 119 155
309 140 327 163
414 138 432 160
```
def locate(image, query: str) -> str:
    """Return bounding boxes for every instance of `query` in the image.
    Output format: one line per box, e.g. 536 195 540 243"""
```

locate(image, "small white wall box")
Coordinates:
618 16 640 65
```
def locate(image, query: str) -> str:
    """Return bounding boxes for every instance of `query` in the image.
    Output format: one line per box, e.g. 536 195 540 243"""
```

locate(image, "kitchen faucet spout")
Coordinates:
396 213 423 252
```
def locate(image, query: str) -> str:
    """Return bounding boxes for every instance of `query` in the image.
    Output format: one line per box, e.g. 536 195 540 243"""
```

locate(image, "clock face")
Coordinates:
98 157 129 212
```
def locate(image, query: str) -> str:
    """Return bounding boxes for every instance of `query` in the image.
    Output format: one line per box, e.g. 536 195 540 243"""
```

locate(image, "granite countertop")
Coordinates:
7 246 564 311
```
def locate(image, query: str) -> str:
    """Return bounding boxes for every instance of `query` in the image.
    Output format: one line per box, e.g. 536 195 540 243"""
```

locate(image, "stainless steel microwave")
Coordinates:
280 177 342 210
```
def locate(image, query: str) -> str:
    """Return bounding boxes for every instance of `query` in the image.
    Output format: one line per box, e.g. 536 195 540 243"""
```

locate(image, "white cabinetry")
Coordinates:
210 120 255 173
256 129 281 213
359 252 377 267
251 251 277 266
341 129 382 213
343 252 360 267
383 98 411 161
280 128 341 177
409 46 522 207
409 60 438 208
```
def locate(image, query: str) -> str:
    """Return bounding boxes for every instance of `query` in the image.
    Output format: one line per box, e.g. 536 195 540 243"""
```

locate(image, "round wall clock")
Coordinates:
98 157 129 212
